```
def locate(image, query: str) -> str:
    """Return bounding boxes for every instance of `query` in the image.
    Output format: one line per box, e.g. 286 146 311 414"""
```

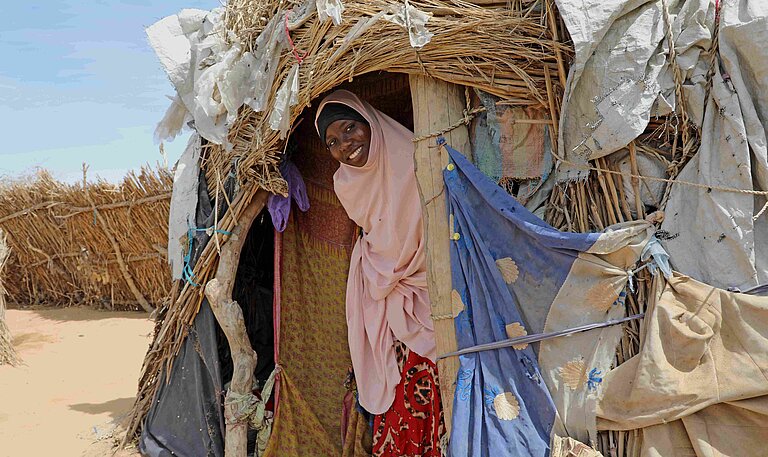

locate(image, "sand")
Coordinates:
0 307 153 457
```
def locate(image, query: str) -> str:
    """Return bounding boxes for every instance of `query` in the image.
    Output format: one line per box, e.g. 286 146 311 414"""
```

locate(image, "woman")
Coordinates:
315 90 445 456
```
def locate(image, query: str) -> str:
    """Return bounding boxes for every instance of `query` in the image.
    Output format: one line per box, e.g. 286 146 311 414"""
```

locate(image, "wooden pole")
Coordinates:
205 189 268 457
409 75 470 437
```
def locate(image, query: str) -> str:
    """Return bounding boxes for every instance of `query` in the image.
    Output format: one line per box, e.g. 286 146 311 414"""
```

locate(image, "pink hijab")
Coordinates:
315 90 436 414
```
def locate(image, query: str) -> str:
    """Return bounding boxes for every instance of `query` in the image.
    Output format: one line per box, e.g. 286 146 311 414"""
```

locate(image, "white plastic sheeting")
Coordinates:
316 0 344 26
555 0 768 290
168 133 202 280
554 0 713 180
269 64 301 138
155 94 193 144
383 1 434 49
146 7 289 146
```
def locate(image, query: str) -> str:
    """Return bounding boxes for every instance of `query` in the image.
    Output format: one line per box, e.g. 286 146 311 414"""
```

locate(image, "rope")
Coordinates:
430 312 455 321
182 224 232 286
412 106 486 143
658 0 722 208
551 145 768 221
660 0 690 170
550 146 768 198
437 313 645 360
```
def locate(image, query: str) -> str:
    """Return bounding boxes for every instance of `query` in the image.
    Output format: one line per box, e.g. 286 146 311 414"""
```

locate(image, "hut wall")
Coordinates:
0 168 172 311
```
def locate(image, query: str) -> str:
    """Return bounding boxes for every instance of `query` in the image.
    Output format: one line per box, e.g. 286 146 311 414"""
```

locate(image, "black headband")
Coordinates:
317 103 368 145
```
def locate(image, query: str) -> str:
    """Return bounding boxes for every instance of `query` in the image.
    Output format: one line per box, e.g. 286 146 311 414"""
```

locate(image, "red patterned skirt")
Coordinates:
372 341 445 457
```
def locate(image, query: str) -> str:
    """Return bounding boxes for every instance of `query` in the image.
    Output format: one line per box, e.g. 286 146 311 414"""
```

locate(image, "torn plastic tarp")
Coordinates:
554 0 713 180
269 64 300 138
317 0 344 26
329 12 385 63
245 13 286 114
384 1 434 49
660 0 768 291
155 93 193 144
147 8 287 146
168 133 201 279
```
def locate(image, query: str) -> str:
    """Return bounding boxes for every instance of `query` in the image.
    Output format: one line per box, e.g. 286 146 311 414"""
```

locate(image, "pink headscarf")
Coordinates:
315 90 436 414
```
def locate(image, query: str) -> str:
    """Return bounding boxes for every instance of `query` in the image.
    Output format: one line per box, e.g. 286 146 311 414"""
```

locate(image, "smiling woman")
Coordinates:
314 90 445 456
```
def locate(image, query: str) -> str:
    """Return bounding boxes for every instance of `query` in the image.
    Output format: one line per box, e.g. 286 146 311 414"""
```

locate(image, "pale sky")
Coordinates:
0 0 219 183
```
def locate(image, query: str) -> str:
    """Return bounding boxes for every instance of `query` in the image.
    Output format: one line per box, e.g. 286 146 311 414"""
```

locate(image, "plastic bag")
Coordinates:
384 1 433 48
317 0 344 26
269 64 300 138
154 94 192 143
245 14 286 113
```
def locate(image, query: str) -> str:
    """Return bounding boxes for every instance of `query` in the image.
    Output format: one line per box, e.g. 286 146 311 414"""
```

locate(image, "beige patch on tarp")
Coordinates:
451 289 465 317
585 280 620 312
560 358 588 390
552 435 604 457
493 392 521 420
505 322 529 350
495 257 519 284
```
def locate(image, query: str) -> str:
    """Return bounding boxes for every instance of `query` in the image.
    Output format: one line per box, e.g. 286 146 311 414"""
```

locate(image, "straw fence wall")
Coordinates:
0 229 18 366
0 168 173 311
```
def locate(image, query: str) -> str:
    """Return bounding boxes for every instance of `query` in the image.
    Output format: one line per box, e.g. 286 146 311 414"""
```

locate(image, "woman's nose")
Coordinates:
341 134 353 149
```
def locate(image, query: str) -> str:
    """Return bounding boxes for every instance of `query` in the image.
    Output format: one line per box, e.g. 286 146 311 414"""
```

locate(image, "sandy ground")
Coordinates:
0 307 153 457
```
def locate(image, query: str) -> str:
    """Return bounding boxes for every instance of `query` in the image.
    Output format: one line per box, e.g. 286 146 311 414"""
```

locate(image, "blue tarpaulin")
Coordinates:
442 138 650 455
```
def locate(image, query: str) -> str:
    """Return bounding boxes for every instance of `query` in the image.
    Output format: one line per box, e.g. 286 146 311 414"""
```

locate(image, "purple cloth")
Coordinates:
268 161 309 232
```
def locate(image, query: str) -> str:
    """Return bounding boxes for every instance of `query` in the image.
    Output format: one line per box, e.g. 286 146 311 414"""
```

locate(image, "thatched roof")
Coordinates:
206 0 571 193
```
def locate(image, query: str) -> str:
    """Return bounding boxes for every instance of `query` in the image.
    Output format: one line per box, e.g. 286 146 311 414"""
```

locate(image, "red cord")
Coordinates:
284 11 307 64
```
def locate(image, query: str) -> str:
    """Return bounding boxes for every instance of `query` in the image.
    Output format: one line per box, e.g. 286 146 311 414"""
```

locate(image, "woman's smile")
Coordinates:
348 145 362 161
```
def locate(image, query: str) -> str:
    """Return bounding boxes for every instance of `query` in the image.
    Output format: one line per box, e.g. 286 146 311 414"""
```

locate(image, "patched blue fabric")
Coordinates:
442 139 601 456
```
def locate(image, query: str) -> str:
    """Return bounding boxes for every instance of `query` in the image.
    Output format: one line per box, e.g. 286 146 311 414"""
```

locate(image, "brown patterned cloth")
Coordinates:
263 117 365 455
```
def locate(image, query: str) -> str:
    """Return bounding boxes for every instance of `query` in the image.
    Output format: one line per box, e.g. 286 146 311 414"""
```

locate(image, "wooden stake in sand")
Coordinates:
0 229 20 366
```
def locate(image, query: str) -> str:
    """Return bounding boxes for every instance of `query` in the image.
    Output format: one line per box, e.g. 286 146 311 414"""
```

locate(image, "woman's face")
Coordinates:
325 119 371 167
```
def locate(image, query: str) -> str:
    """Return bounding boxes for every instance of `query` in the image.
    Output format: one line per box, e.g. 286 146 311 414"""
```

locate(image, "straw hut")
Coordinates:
127 0 768 456
0 229 19 366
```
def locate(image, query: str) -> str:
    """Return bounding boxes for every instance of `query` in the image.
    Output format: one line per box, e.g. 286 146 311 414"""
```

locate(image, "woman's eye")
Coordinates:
346 124 354 132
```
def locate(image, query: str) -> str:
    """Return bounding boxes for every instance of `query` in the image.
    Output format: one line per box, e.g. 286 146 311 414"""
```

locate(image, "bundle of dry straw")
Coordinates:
0 229 19 366
0 167 173 312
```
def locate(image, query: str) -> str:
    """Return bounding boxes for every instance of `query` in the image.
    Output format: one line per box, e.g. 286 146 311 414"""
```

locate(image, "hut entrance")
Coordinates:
219 207 276 392
263 71 413 456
